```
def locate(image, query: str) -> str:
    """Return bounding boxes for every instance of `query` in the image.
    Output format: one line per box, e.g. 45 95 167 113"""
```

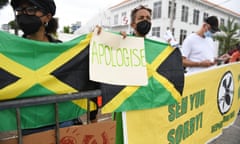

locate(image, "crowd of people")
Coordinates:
5 0 239 136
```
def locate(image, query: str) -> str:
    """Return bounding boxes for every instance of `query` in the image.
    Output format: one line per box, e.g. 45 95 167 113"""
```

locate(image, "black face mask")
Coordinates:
136 20 151 36
16 15 42 35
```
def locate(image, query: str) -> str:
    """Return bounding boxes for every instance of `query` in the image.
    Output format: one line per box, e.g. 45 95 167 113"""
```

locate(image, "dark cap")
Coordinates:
11 0 56 16
204 16 220 32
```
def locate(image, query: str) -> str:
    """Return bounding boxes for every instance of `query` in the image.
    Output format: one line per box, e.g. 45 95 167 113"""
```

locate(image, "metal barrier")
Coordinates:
0 89 101 144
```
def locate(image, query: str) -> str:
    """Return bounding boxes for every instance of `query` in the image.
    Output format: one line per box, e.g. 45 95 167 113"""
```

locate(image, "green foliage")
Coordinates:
0 0 8 9
63 26 70 34
8 20 17 29
214 18 240 55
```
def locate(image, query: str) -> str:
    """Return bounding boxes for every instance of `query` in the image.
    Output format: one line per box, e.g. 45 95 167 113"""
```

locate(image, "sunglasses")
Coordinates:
15 6 39 15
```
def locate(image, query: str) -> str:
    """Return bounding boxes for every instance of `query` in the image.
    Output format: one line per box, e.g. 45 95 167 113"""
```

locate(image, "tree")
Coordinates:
214 18 240 55
63 26 71 34
0 0 8 9
8 20 17 29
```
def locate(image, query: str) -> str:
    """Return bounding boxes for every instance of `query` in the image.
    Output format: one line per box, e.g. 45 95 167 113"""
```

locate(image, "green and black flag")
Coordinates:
0 31 184 131
0 31 98 131
101 38 184 113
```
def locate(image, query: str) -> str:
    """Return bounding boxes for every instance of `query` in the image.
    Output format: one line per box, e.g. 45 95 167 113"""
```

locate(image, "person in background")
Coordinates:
229 44 240 63
181 16 220 73
10 0 87 135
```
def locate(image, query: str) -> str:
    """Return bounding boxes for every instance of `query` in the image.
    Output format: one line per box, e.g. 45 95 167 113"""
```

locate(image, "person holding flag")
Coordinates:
9 0 99 135
11 0 60 42
110 5 184 144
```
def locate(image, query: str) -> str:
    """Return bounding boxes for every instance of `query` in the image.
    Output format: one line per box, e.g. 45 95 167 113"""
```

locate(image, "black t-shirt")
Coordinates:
22 34 62 43
46 34 62 43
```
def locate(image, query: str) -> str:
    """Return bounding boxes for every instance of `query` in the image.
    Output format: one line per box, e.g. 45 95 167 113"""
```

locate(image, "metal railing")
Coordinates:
0 89 101 144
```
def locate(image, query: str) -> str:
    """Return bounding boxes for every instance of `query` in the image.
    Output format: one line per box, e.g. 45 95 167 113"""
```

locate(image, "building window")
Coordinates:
181 5 189 22
121 12 128 25
114 14 119 25
179 29 187 45
152 27 161 37
122 12 126 17
193 9 200 25
172 28 175 36
153 1 162 19
203 12 208 21
220 18 225 26
168 1 176 19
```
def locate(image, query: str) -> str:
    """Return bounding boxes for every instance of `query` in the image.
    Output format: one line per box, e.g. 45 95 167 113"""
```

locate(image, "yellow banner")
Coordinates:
123 62 240 144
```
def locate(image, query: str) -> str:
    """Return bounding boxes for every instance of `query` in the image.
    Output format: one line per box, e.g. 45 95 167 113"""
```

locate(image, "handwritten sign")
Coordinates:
90 29 148 86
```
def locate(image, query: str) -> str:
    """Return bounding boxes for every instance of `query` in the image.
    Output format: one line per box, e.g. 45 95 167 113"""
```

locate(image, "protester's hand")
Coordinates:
219 53 231 61
214 54 231 64
167 38 172 43
95 25 102 35
199 60 216 67
120 31 127 39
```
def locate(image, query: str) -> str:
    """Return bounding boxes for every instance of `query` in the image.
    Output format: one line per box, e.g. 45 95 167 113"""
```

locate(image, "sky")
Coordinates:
0 0 239 31
0 0 122 30
209 0 240 13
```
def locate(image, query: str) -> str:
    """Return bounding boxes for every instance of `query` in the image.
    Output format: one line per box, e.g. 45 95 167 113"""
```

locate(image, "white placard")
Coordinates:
163 29 179 48
89 29 148 86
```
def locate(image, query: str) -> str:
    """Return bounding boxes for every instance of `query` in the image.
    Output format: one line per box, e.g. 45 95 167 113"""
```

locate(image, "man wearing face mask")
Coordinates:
11 0 60 42
114 5 184 144
181 16 220 73
130 5 152 37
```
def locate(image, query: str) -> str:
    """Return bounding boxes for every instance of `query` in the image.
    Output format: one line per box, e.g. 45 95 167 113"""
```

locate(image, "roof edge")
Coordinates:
201 0 240 17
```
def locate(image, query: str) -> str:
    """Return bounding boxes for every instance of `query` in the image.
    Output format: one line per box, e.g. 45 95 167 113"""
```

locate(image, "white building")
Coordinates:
105 0 240 45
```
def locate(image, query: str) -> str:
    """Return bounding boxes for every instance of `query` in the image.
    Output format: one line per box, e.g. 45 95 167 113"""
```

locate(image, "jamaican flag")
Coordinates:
101 38 184 113
0 31 98 132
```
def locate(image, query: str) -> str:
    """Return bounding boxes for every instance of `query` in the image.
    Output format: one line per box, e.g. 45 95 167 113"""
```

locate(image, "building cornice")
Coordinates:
200 0 240 17
109 0 132 10
109 0 240 18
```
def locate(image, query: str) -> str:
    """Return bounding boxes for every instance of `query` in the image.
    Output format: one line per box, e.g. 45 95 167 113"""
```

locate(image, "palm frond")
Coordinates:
214 18 240 55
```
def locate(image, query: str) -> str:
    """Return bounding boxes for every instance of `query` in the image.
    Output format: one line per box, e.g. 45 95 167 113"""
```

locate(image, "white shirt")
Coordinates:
181 33 216 73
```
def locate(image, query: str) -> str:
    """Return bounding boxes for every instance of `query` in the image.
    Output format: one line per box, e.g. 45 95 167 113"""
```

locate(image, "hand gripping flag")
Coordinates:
101 38 185 113
0 31 98 131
